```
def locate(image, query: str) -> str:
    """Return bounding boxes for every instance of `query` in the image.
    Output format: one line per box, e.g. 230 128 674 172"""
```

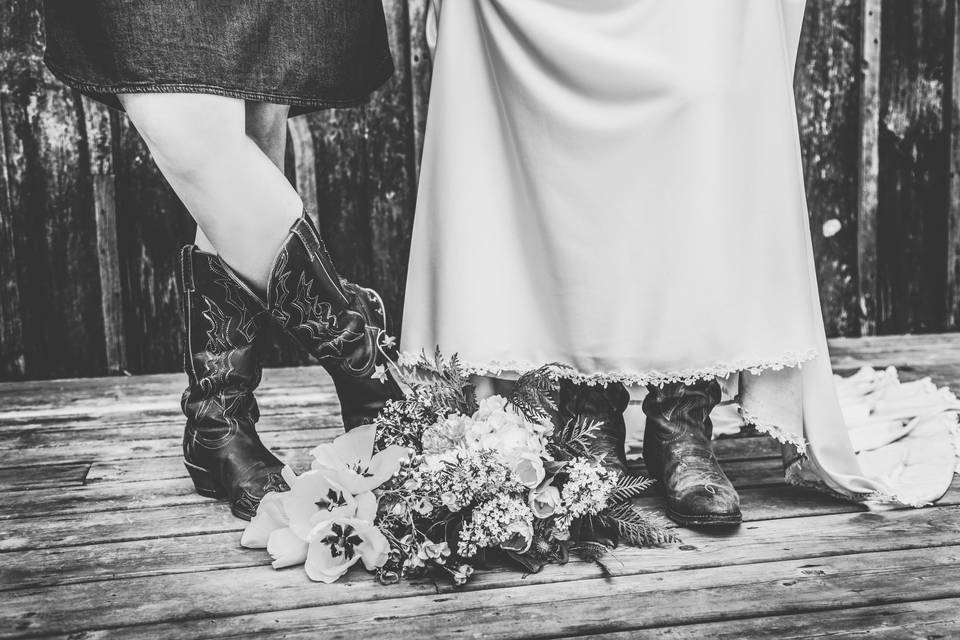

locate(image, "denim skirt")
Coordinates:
42 0 394 115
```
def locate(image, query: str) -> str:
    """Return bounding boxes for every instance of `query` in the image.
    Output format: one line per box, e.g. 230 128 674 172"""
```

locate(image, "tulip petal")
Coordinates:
311 424 376 472
281 465 298 487
304 535 359 583
355 524 391 571
368 445 409 481
354 492 378 522
240 491 289 549
266 527 308 569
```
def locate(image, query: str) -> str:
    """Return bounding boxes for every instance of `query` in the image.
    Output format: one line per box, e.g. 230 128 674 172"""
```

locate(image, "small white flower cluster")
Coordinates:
420 395 553 488
412 448 524 513
457 494 535 557
553 458 618 533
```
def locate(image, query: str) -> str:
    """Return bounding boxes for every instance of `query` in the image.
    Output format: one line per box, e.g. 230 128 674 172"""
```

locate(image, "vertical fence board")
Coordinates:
0 18 24 378
368 0 418 335
858 0 881 336
114 121 193 375
0 0 106 379
795 0 863 337
81 97 125 374
877 0 951 334
947 0 960 328
407 0 431 178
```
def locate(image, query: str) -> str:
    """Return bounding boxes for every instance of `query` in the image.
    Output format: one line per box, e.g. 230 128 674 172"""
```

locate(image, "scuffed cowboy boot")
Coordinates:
558 379 630 474
642 379 741 527
180 246 289 521
220 212 404 428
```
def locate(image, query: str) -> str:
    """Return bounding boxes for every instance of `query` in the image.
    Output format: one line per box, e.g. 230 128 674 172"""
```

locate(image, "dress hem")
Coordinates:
398 348 819 388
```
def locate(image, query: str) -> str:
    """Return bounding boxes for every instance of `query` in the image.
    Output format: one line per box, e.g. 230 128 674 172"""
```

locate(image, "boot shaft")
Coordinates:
265 215 380 377
180 245 269 450
642 379 722 443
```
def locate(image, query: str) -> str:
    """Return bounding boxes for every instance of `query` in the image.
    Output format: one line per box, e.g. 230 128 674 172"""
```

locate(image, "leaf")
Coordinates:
548 415 603 461
509 363 572 423
570 541 615 577
609 474 657 502
602 503 680 547
503 549 545 574
397 349 478 416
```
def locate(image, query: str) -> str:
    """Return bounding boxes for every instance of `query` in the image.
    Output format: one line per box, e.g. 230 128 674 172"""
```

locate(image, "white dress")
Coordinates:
402 0 960 505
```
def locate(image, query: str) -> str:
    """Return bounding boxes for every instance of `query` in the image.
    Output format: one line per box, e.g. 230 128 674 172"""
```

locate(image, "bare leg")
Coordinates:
120 93 300 291
194 102 290 254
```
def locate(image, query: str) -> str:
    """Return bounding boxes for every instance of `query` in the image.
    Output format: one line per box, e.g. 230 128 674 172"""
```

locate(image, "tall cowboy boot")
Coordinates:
558 379 630 474
219 212 404 428
180 246 289 521
642 380 741 527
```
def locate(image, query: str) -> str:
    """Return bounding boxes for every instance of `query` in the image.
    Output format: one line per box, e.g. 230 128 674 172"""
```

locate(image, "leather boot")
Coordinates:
222 213 404 428
558 379 630 474
642 379 741 527
180 245 289 521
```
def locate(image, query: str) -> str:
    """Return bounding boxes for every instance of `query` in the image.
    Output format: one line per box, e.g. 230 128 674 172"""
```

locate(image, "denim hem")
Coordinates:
45 55 395 114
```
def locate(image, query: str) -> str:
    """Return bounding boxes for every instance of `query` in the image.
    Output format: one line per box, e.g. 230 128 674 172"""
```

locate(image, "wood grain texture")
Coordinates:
0 0 106 379
113 119 194 375
947 0 960 328
80 96 126 374
795 0 865 337
858 0 882 335
12 545 960 640
0 336 958 638
878 0 952 334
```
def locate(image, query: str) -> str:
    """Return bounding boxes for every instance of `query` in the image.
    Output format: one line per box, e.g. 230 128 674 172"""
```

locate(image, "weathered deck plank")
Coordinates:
3 501 960 593
0 334 958 639
10 546 959 640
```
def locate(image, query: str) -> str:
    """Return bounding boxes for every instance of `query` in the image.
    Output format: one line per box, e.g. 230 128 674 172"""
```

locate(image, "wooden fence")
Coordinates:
0 0 959 381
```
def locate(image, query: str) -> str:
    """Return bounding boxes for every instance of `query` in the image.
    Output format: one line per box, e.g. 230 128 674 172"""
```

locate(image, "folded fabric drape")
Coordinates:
402 0 959 505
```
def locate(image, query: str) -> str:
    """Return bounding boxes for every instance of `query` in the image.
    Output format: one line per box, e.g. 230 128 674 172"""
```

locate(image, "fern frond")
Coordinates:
570 541 616 577
548 416 603 460
509 363 567 423
603 503 680 547
609 474 657 502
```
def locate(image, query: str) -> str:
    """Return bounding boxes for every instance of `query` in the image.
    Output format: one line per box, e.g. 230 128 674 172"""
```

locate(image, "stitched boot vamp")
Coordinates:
642 380 740 525
181 247 288 520
660 439 740 520
267 218 378 376
322 282 404 430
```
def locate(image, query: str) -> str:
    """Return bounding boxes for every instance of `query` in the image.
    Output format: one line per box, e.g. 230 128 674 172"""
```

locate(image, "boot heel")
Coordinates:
184 462 228 499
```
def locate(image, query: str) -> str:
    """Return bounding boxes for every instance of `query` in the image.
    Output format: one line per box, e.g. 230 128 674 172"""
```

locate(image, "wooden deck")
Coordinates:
2 334 960 639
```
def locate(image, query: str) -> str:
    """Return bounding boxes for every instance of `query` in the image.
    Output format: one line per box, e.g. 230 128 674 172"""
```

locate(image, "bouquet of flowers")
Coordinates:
241 352 677 585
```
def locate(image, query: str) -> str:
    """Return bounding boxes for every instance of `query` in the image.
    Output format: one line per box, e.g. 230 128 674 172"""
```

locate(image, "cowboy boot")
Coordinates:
180 245 289 521
558 379 630 474
324 281 402 429
642 379 741 527
219 212 404 428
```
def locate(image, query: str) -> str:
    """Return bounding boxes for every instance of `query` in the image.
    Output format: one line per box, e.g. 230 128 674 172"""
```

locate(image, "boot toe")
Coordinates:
669 484 742 526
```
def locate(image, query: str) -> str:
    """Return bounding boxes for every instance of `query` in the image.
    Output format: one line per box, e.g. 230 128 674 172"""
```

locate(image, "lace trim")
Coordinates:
783 456 932 508
738 404 808 454
950 419 960 475
398 349 819 388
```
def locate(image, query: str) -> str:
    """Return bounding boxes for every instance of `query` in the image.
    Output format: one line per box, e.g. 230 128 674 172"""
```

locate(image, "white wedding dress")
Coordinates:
401 0 960 505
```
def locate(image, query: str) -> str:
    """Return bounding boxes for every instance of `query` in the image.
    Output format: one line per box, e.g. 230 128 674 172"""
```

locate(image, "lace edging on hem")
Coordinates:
783 458 932 508
398 348 819 389
738 404 809 454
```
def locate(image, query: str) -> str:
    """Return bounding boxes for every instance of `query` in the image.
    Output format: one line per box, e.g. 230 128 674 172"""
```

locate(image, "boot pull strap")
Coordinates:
288 214 349 306
180 245 196 293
